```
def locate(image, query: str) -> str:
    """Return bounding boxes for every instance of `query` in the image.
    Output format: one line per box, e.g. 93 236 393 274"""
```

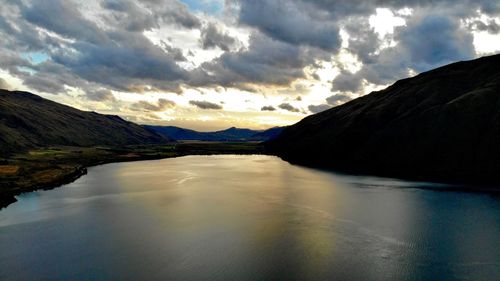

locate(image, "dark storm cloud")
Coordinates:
22 74 67 94
0 0 194 95
331 10 477 93
278 103 300 113
332 70 363 92
23 0 108 44
162 6 202 29
160 41 187 62
235 0 498 51
0 52 33 77
200 23 237 51
326 94 351 105
189 32 322 89
396 13 475 71
302 0 499 15
52 32 188 91
101 0 158 32
189 100 223 110
24 60 95 94
261 105 276 111
237 0 342 51
308 104 331 113
469 20 500 34
0 55 91 95
131 98 176 111
0 11 59 52
101 0 201 31
229 0 497 94
0 0 499 102
343 19 381 64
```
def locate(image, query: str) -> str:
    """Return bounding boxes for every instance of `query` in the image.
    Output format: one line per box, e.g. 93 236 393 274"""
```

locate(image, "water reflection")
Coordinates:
1 155 499 281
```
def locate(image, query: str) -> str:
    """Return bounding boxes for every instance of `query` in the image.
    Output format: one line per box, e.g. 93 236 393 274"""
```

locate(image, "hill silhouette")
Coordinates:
146 125 284 141
0 90 169 155
267 54 500 184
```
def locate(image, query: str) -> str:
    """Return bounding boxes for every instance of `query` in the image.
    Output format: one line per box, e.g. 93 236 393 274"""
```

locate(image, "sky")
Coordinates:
1 0 499 131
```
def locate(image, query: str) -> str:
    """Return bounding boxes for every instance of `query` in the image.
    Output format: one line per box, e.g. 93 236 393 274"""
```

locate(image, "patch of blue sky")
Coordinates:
21 52 49 64
180 0 224 15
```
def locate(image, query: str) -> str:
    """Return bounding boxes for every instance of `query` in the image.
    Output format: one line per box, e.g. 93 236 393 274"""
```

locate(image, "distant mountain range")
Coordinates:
0 89 283 156
267 54 500 184
145 125 284 142
0 90 169 155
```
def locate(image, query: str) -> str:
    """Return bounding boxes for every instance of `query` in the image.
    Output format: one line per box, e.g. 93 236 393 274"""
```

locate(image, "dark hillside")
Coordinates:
267 54 500 184
0 90 169 155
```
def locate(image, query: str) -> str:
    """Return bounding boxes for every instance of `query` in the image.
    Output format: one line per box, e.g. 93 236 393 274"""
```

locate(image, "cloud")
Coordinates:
469 19 500 34
0 0 194 94
0 77 10 90
189 32 320 89
102 0 202 31
278 102 300 113
189 100 223 110
261 105 276 111
53 32 188 92
131 98 176 111
326 94 351 105
237 0 341 51
200 23 237 51
331 9 477 93
343 18 381 64
396 13 475 72
23 0 108 45
308 104 331 113
0 0 499 130
3 0 497 98
332 70 363 92
160 41 187 62
86 89 116 102
22 73 67 94
234 0 497 53
159 2 202 29
19 60 92 94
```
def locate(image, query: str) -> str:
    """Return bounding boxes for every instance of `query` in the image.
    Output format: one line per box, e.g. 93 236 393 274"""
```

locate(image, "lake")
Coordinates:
1 155 499 281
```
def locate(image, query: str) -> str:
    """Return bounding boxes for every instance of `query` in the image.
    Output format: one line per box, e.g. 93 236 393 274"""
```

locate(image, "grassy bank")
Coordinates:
0 142 264 208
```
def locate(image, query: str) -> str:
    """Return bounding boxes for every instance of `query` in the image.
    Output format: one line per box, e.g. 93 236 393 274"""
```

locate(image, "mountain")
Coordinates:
145 126 206 141
249 126 284 141
0 90 169 154
145 125 285 142
267 54 500 184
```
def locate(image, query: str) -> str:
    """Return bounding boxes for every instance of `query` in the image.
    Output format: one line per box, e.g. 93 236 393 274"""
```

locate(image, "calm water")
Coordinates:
1 155 500 281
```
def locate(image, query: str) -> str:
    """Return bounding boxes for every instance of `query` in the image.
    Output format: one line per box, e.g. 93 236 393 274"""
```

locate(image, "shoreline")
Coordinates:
4 143 499 210
272 153 500 194
0 142 264 209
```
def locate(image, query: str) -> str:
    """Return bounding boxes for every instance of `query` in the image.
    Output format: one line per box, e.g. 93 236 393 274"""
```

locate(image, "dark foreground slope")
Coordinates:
267 54 500 184
0 90 169 154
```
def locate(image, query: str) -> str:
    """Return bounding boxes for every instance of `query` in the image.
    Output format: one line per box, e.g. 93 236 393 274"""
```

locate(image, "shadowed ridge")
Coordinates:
0 89 170 155
266 54 500 184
